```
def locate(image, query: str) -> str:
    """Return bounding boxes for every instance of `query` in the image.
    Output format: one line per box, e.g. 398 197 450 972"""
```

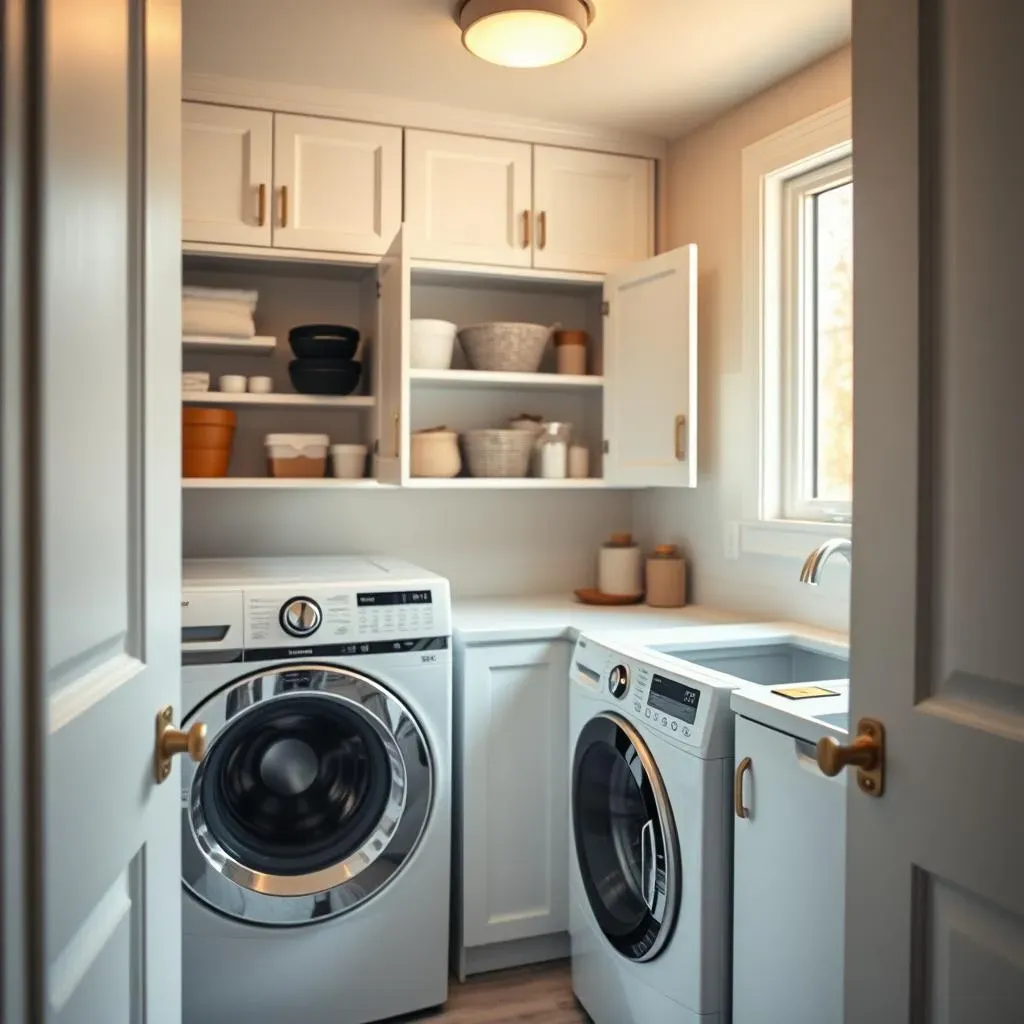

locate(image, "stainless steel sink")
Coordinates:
653 640 849 687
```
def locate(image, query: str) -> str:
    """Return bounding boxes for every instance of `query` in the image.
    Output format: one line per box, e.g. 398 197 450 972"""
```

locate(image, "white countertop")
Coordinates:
451 595 744 644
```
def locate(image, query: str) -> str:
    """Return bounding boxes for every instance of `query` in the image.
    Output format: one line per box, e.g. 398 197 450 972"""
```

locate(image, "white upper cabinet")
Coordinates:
533 146 654 274
273 114 402 255
603 244 698 487
405 130 533 268
182 103 273 246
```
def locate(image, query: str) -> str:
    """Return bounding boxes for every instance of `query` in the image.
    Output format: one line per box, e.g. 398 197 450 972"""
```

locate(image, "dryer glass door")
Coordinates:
180 664 433 926
572 711 680 962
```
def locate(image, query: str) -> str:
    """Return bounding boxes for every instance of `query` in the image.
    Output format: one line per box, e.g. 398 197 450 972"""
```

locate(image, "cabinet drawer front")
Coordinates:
732 715 846 1024
533 147 653 274
405 130 533 268
460 642 570 947
273 114 401 255
182 103 272 246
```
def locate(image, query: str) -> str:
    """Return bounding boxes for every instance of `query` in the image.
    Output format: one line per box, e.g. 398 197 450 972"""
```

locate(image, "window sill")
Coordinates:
738 519 852 560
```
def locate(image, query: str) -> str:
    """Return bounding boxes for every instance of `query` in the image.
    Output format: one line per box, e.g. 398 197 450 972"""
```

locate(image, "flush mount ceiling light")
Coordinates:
458 0 595 69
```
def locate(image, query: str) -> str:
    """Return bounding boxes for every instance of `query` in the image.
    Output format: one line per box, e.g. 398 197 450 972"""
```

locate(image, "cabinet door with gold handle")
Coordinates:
816 717 885 796
734 756 753 818
537 210 547 250
521 210 531 249
154 706 206 784
675 415 687 461
257 183 267 227
280 184 289 228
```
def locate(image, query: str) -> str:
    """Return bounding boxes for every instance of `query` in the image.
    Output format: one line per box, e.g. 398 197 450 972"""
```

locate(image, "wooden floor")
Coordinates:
399 961 589 1023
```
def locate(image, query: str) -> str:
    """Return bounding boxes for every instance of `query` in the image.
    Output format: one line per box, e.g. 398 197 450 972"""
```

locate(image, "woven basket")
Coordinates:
457 322 552 373
462 429 535 478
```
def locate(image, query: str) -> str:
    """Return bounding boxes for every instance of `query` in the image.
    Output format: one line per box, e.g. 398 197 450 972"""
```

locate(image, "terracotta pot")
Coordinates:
183 446 232 478
183 423 235 449
183 406 237 427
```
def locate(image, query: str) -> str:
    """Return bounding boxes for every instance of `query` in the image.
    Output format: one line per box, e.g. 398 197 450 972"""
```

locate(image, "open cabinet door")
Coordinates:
2 0 184 1020
376 227 410 485
603 245 697 488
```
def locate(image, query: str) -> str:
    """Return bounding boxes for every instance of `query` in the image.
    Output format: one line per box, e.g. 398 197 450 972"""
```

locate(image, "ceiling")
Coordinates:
183 0 850 139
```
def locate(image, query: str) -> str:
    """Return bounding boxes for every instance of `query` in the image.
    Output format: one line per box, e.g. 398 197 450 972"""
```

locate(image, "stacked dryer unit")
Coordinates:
179 557 452 1024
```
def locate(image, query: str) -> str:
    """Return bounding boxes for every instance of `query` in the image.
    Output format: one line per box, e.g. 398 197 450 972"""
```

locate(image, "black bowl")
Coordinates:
288 324 360 360
289 359 362 396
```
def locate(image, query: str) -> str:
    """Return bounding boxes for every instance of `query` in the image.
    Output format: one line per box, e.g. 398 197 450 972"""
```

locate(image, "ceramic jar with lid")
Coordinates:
598 532 643 598
646 544 687 608
536 422 572 479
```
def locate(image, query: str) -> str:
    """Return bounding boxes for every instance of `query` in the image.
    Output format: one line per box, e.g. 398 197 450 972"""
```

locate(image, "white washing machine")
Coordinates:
568 632 737 1024
179 557 452 1024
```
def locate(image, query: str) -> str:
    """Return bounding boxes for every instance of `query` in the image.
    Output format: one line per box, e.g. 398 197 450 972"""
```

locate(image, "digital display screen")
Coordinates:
357 590 433 607
648 674 701 724
181 625 230 644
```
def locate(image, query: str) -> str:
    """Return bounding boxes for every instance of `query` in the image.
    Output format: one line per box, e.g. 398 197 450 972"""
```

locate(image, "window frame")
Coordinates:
780 156 854 523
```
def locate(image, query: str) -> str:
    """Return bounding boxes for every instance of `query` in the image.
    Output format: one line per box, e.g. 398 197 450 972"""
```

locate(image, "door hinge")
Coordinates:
601 301 610 316
373 439 379 456
376 279 382 300
603 440 610 454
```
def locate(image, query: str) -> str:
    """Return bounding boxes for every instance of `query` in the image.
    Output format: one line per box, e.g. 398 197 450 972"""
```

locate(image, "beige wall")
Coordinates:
633 46 853 630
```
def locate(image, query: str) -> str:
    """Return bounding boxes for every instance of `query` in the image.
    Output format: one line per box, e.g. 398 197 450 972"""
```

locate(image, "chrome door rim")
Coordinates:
572 710 681 962
180 664 433 926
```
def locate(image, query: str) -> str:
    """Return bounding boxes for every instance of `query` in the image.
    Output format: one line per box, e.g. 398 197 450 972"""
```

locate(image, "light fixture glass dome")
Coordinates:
459 1 593 69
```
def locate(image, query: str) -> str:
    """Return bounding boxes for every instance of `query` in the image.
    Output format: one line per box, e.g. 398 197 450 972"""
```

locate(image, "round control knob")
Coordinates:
280 597 322 638
608 664 630 699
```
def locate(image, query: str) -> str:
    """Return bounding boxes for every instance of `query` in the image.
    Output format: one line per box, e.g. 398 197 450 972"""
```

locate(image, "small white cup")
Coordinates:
248 376 273 394
218 374 246 394
568 445 590 479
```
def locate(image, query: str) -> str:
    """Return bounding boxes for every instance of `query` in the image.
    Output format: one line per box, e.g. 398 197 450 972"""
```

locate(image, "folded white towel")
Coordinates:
182 286 258 313
182 303 255 338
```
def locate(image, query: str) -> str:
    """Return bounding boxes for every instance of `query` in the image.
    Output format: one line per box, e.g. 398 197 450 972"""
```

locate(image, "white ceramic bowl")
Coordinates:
330 443 368 479
219 374 246 394
410 319 458 371
248 375 273 394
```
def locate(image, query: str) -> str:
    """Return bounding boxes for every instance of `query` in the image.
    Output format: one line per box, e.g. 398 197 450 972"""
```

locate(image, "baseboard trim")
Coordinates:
459 933 570 980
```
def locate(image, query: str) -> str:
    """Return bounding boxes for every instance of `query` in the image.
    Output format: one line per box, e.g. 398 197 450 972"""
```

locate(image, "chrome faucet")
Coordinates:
799 538 852 585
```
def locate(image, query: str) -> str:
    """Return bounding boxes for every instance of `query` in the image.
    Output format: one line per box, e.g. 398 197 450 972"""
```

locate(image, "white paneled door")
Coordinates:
273 113 402 255
848 0 1024 1020
533 146 653 274
3 0 184 1021
405 130 533 267
182 102 272 246
376 227 410 485
460 642 571 950
603 245 698 488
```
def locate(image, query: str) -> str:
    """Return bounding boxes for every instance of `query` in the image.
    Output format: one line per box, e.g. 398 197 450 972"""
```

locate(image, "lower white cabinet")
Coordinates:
454 638 571 975
732 715 846 1024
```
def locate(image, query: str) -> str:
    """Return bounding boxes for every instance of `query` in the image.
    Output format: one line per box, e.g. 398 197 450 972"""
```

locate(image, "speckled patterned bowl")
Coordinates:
457 322 552 374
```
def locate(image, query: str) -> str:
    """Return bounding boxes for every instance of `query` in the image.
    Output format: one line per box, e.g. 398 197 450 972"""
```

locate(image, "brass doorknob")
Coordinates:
815 717 885 797
154 706 206 783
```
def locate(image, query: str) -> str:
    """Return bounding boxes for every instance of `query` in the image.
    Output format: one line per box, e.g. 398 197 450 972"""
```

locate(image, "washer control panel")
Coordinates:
608 664 630 699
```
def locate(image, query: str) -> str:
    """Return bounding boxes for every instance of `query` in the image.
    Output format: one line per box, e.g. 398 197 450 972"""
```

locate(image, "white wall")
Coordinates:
184 490 633 599
633 47 853 631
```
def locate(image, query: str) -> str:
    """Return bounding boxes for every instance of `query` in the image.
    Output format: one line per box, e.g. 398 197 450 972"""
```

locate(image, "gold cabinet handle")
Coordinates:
257 183 267 227
522 210 531 249
675 414 686 461
816 717 885 797
154 706 206 784
393 411 400 459
280 184 289 228
538 210 547 250
734 756 752 819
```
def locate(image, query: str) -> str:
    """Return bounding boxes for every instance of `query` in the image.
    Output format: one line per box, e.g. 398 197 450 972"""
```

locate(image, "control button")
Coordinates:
645 709 651 719
280 597 322 638
683 727 691 737
608 664 630 699
661 716 668 726
633 702 642 713
671 721 678 732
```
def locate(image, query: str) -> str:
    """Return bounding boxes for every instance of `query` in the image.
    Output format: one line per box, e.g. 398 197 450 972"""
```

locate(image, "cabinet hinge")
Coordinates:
376 280 382 300
373 439 380 455
603 440 610 454
601 301 610 316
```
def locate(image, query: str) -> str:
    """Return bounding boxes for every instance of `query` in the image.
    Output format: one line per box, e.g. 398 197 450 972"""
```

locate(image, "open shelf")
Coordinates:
404 477 610 489
181 391 375 410
183 478 385 490
409 369 603 391
183 335 277 356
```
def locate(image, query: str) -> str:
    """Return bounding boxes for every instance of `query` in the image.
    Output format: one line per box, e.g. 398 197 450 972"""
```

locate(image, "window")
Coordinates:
780 157 853 521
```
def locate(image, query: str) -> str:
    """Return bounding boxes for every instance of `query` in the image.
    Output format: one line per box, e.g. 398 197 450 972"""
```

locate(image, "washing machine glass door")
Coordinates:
572 711 680 962
180 664 432 927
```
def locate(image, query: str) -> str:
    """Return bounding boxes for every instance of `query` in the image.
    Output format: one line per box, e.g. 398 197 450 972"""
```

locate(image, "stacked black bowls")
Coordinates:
288 324 363 396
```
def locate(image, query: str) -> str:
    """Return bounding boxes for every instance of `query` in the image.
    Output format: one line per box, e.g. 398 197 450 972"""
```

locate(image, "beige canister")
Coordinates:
646 545 687 608
554 330 588 376
598 533 643 598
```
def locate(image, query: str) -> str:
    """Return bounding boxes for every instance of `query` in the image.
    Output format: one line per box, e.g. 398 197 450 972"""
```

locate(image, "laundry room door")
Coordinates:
1 1 184 1021
845 0 1024 1020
